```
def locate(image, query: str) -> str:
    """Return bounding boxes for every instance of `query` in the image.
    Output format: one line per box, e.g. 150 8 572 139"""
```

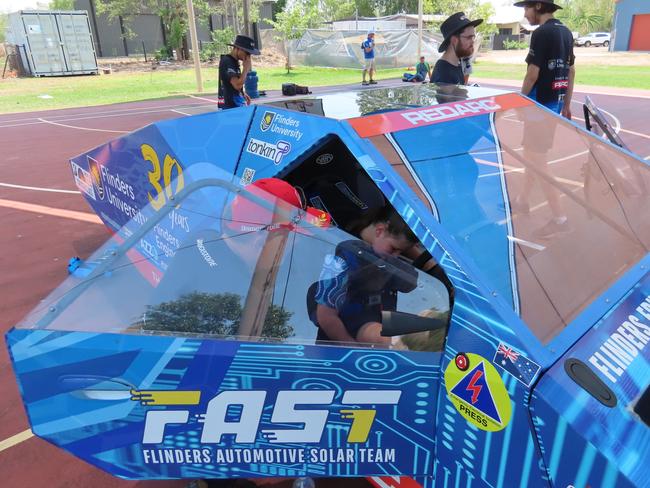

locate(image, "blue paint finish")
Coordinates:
5 88 649 486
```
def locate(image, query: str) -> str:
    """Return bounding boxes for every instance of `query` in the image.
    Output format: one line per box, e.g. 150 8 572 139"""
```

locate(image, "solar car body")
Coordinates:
6 84 650 488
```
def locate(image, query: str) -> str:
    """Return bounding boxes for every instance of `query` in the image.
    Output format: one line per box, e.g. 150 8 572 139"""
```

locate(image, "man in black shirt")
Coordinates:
515 0 575 118
431 12 482 85
218 34 260 110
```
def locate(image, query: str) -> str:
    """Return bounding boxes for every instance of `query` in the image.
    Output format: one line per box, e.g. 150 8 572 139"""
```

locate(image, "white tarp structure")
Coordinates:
286 29 443 69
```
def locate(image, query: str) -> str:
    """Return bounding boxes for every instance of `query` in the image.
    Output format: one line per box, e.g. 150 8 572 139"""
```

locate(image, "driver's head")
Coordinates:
354 207 418 257
228 178 330 232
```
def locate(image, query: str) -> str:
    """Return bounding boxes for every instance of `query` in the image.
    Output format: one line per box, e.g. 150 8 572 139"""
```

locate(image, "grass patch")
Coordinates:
0 66 405 114
473 61 650 90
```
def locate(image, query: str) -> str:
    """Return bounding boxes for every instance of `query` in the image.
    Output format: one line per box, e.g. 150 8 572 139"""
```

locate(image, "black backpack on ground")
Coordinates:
282 83 311 96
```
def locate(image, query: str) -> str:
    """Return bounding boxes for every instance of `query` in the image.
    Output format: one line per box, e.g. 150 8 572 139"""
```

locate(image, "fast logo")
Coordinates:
445 353 512 432
139 389 401 444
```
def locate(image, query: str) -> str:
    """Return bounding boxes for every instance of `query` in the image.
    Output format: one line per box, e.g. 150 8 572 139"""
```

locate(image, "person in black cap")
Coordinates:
515 0 575 119
431 12 482 85
218 34 261 110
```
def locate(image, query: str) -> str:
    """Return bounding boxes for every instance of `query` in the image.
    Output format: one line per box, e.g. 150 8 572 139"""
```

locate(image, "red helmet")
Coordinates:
228 178 330 232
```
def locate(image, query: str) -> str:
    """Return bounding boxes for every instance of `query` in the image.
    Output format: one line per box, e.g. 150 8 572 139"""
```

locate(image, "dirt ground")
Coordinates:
477 46 650 66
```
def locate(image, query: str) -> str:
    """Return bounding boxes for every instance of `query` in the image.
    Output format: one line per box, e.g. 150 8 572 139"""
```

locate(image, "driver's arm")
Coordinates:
405 244 438 272
316 304 357 342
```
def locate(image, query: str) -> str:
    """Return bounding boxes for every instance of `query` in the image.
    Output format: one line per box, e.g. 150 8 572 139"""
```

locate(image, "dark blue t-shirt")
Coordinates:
218 54 245 109
526 18 575 112
431 59 464 85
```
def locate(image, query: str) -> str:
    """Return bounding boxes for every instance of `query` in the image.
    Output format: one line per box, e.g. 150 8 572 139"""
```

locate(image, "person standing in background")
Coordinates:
361 31 377 85
514 0 575 119
218 34 260 109
431 12 483 85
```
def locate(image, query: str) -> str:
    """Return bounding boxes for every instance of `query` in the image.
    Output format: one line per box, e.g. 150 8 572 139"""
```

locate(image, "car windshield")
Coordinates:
362 96 650 344
16 166 450 350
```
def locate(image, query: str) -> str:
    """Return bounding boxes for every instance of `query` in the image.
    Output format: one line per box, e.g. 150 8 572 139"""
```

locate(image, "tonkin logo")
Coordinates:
246 138 291 165
87 156 105 200
261 111 276 131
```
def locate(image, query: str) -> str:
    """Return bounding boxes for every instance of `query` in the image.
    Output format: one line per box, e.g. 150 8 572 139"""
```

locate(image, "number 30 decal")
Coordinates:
141 144 185 211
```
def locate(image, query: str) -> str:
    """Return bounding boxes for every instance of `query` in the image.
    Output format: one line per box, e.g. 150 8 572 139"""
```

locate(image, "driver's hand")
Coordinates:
244 93 251 105
243 55 252 70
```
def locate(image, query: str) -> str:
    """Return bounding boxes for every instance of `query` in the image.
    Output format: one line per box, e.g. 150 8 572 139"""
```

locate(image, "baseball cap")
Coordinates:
228 178 331 232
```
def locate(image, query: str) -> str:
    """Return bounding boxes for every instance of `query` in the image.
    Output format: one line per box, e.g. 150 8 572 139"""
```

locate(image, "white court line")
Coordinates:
37 117 128 134
572 99 621 133
0 98 215 125
618 127 650 141
0 429 33 452
186 94 219 104
0 182 79 194
171 109 192 116
476 154 586 186
573 115 650 142
507 235 546 251
0 102 216 129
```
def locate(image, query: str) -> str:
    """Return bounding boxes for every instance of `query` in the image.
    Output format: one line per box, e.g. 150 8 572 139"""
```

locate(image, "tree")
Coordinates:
269 2 319 72
556 0 614 35
94 0 214 60
49 0 75 9
423 0 496 36
137 291 295 339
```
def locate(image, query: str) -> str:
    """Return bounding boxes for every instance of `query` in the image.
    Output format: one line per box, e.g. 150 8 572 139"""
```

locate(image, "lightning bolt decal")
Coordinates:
466 370 483 404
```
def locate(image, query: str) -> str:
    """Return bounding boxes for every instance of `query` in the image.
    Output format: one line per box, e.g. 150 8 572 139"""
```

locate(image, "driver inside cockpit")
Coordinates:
308 207 420 345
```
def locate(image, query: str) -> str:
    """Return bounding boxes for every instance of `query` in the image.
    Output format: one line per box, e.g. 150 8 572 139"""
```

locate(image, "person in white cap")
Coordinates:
361 31 377 86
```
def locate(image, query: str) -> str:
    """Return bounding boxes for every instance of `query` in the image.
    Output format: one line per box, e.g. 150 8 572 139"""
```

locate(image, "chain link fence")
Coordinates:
262 29 444 69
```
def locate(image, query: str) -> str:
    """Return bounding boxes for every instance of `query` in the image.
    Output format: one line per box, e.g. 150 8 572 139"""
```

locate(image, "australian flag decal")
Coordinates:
493 343 540 387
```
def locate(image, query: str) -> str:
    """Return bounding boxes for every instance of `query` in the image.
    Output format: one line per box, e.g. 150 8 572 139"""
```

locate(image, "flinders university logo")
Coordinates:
261 111 276 131
87 156 105 200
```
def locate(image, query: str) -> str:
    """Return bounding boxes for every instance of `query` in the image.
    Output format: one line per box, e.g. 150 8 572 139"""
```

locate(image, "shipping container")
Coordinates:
6 10 98 77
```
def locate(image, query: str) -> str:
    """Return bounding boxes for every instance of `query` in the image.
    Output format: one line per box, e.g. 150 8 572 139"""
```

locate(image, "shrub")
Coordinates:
200 27 235 62
503 39 529 50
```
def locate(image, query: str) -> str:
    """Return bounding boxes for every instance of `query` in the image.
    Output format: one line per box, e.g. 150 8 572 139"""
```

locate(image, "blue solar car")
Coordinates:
6 84 650 487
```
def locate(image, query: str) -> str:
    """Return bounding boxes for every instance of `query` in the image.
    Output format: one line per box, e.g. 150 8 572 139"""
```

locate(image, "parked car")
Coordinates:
575 32 611 47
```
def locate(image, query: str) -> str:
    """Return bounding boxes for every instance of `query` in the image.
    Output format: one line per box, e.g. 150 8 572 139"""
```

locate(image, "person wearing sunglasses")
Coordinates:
431 12 482 86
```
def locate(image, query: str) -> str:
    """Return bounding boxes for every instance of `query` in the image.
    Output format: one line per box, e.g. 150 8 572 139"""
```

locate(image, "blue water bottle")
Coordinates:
245 70 259 99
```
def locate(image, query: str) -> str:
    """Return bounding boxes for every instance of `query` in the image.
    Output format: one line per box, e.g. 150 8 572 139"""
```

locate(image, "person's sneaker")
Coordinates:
369 80 378 84
533 219 571 239
362 80 369 85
